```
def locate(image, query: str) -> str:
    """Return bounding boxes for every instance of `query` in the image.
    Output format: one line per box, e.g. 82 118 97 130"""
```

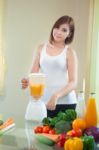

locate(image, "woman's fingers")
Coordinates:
21 78 29 89
46 104 56 110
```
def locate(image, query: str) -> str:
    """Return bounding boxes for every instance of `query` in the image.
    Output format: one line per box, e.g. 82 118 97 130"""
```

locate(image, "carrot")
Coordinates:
5 118 14 124
0 118 14 130
40 133 60 142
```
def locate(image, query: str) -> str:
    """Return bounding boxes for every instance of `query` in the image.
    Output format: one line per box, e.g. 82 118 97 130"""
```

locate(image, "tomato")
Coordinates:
42 125 51 133
74 128 82 137
67 129 82 137
49 129 56 134
34 126 43 133
71 130 77 137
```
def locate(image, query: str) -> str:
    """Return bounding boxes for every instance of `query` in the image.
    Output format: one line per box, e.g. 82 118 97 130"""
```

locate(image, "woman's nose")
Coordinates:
57 29 61 35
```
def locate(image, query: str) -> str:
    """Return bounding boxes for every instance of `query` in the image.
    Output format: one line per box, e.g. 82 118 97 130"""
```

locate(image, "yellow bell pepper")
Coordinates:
64 137 83 150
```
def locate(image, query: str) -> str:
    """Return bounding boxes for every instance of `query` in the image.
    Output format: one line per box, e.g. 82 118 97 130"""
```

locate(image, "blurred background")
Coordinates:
0 0 99 120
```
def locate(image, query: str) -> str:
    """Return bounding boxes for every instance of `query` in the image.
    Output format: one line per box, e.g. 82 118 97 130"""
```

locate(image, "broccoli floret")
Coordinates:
65 109 77 121
55 120 72 134
42 117 51 126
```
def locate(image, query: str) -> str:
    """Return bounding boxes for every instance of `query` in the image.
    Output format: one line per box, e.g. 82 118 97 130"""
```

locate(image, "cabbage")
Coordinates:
84 126 99 143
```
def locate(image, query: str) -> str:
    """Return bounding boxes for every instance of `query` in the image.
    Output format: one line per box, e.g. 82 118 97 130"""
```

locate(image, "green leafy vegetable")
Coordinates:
42 117 51 126
55 120 72 134
42 109 77 129
57 111 66 120
49 117 59 127
65 109 77 121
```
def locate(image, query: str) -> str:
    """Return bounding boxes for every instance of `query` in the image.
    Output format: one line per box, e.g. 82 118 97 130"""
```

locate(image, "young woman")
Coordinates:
21 15 78 117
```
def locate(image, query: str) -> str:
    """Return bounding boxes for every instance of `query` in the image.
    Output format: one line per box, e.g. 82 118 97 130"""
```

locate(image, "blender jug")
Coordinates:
29 73 45 99
25 73 47 122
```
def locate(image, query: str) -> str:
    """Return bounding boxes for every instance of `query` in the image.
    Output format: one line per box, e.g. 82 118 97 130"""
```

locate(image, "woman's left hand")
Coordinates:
46 94 59 110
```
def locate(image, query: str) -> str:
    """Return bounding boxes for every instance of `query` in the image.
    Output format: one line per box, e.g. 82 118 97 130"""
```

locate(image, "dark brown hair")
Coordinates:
49 15 75 44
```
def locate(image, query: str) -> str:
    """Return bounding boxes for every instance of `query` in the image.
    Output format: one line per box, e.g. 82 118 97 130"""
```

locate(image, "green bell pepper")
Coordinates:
81 135 95 150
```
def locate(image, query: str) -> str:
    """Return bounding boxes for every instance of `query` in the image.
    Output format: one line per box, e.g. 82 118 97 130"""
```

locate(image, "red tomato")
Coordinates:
49 129 56 134
71 129 82 137
67 128 82 137
71 130 77 137
74 128 82 137
42 125 51 133
34 126 43 133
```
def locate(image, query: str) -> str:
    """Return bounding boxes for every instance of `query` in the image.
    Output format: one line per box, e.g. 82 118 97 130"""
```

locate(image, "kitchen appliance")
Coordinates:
25 73 47 122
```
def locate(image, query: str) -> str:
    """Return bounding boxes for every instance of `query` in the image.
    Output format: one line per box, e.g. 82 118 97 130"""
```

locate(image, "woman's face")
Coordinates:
52 23 70 43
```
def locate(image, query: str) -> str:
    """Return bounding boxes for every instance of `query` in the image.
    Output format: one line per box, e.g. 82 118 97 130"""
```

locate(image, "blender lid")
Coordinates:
28 73 46 78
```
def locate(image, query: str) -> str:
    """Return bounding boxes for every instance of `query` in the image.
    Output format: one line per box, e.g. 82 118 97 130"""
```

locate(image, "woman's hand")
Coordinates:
21 78 29 89
46 94 59 110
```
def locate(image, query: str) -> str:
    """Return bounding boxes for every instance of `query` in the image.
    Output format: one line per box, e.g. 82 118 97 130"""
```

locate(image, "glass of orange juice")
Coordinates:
28 73 46 100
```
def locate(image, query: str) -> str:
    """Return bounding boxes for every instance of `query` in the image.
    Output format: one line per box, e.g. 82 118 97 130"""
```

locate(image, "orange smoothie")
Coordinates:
29 84 44 99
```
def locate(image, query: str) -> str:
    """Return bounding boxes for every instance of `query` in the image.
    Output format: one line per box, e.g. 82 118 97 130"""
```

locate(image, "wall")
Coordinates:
0 0 90 118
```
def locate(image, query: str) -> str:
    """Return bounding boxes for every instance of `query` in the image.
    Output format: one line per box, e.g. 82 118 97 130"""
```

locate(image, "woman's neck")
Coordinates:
51 41 65 49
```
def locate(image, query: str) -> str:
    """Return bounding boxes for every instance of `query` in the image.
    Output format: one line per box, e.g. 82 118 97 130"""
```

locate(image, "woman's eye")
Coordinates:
62 28 67 32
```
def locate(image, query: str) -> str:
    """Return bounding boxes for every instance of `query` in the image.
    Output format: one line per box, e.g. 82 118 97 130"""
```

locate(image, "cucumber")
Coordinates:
35 134 55 146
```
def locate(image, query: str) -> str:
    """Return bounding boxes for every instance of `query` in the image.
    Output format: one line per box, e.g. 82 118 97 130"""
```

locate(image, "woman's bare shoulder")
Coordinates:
67 46 77 58
37 43 44 50
37 43 45 52
36 42 51 54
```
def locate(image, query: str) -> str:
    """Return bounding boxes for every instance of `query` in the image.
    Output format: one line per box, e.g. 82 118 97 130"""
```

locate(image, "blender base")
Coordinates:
25 98 47 122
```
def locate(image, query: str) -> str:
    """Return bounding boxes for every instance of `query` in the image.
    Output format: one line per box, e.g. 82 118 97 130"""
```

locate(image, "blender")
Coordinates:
25 73 47 122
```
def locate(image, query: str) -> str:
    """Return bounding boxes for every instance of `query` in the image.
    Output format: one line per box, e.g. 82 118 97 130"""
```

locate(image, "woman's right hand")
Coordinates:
21 78 29 89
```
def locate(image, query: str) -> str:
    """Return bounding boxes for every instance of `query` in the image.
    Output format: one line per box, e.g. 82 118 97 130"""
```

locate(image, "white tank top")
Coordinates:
40 44 77 104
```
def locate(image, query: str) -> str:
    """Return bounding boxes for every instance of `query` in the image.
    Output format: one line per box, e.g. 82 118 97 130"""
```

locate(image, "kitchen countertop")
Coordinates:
0 116 63 150
0 116 99 150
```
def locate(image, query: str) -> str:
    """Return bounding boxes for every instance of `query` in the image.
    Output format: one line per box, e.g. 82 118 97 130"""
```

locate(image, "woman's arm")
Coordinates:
30 44 43 73
21 44 43 89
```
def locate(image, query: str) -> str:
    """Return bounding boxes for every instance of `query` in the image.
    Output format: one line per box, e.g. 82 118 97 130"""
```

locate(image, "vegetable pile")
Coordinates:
34 109 99 150
34 109 76 134
42 109 76 134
